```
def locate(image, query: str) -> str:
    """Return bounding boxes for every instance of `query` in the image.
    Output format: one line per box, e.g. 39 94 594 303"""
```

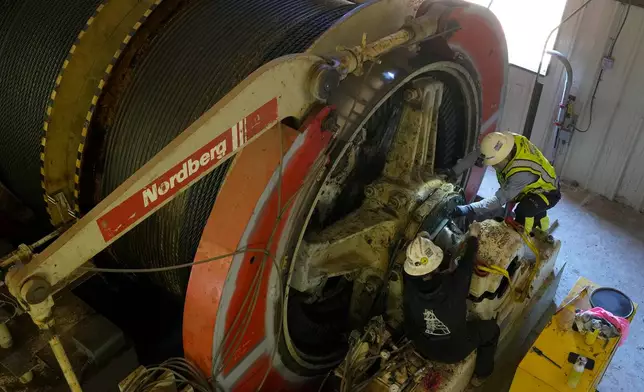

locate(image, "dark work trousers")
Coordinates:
513 187 561 232
411 319 500 377
468 320 500 377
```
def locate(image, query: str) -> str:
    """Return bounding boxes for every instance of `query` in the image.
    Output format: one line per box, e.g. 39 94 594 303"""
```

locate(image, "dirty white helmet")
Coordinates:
480 132 515 166
404 234 444 276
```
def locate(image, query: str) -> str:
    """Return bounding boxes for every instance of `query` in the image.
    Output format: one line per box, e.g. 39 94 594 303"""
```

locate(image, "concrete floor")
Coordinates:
478 168 644 391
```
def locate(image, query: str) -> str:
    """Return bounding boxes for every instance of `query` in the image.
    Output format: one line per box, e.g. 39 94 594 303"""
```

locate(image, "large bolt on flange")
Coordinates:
389 193 409 210
310 63 342 102
21 277 52 305
364 184 378 198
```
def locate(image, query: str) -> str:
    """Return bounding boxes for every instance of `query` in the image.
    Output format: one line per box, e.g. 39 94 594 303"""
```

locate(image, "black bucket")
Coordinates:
589 287 634 319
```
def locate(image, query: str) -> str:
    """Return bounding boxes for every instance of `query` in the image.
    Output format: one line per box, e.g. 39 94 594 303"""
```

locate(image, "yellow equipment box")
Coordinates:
510 277 635 392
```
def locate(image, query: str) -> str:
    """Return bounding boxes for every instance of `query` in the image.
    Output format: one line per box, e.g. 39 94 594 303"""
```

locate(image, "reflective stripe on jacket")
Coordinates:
496 134 558 203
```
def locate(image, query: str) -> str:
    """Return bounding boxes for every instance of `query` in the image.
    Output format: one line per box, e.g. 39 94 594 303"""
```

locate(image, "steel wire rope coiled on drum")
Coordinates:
0 0 103 223
434 76 467 170
88 0 357 297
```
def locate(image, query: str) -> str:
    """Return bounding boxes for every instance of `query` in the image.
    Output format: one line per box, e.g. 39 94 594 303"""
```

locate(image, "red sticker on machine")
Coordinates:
96 98 278 242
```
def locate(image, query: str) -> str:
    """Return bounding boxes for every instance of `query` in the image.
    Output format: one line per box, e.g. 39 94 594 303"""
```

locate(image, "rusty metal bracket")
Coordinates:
45 192 78 224
333 11 441 76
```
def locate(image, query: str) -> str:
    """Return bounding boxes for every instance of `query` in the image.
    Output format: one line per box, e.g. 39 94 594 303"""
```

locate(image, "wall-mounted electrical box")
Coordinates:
601 56 614 70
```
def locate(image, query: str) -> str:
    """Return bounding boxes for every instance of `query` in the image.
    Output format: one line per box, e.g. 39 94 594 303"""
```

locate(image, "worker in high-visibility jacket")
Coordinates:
452 132 560 233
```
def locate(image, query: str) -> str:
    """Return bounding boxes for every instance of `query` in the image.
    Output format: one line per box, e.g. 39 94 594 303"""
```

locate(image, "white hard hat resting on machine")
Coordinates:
403 233 444 276
480 132 515 166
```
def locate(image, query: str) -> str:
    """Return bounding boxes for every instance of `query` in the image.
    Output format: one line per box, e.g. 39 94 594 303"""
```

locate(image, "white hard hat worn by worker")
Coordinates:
404 233 444 276
480 132 515 166
457 131 560 235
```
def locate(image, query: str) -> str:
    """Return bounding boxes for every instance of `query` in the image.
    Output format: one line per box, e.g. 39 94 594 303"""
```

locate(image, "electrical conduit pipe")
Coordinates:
547 50 573 165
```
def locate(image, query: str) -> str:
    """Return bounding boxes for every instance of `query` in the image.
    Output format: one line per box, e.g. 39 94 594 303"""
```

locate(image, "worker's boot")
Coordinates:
532 227 555 244
470 375 489 387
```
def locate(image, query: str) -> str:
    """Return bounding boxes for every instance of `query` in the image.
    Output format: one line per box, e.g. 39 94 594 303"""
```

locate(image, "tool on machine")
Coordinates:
531 346 562 369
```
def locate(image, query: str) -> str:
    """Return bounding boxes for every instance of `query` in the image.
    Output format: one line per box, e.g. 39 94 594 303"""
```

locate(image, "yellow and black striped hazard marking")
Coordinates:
74 0 163 214
41 2 107 222
40 0 163 226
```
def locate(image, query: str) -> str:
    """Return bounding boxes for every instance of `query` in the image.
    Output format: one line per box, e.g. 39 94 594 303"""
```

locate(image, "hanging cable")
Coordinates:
522 0 595 139
535 0 595 77
215 182 304 379
572 73 600 133
80 248 273 273
574 0 631 133
256 121 290 389
317 370 335 392
122 357 212 392
608 0 631 56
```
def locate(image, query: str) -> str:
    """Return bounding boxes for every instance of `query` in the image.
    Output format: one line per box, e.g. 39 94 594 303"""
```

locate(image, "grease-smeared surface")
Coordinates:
480 167 644 391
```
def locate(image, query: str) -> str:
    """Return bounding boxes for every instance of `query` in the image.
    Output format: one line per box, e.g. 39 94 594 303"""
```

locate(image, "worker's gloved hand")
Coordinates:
451 205 473 218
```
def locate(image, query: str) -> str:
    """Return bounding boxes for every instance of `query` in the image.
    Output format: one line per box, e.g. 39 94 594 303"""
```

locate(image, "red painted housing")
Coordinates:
182 3 507 390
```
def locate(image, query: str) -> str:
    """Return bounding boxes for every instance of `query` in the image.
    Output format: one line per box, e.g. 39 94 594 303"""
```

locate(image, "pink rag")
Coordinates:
584 307 630 346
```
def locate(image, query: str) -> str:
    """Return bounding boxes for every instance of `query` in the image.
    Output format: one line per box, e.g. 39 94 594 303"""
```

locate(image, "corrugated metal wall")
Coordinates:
529 0 644 211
